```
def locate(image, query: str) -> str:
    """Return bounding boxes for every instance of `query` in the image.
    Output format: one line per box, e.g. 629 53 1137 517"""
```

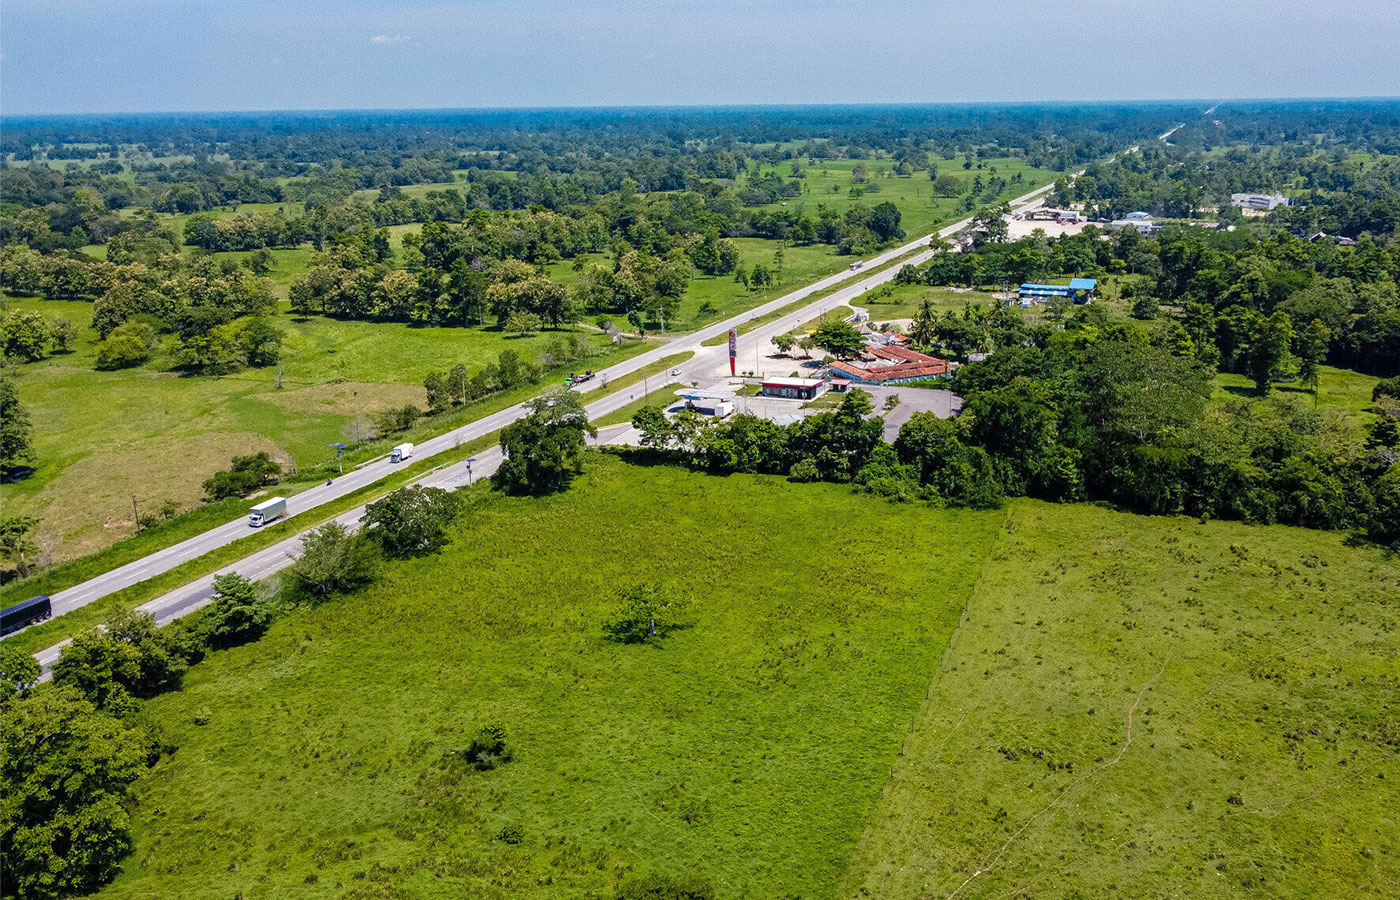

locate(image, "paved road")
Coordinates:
29 176 1062 673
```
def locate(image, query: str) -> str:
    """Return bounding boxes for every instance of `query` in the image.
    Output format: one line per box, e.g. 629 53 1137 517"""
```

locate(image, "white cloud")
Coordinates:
370 33 410 45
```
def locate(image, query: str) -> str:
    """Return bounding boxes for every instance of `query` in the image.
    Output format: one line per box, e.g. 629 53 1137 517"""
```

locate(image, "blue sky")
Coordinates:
2 0 1397 115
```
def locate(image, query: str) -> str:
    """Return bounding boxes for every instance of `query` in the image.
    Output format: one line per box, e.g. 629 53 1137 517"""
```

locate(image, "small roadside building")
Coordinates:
674 387 736 418
760 377 828 401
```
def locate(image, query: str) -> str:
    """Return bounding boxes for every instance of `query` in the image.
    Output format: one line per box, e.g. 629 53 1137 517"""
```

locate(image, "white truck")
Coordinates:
248 496 288 528
390 442 415 463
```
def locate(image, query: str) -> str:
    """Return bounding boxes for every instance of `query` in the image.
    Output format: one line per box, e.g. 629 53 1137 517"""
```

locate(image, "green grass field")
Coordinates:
740 157 1061 239
543 237 858 332
843 499 1399 899
98 456 1007 900
856 283 1004 322
85 460 1399 899
1215 366 1381 416
0 296 642 561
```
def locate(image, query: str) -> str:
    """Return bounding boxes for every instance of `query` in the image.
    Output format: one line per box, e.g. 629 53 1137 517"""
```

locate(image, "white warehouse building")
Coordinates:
1231 192 1291 210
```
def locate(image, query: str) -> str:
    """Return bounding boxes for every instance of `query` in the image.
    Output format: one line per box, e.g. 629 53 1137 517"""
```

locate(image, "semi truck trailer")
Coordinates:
1 595 51 636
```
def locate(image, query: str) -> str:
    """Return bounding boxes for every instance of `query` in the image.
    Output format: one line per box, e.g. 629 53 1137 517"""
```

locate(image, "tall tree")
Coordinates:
363 485 463 556
811 316 865 359
0 371 33 471
1 688 151 898
1297 317 1332 403
1245 311 1296 396
493 388 597 495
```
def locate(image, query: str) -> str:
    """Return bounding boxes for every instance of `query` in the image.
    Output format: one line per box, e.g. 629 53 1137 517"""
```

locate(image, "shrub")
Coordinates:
288 522 379 599
202 451 281 501
199 572 274 648
615 873 716 900
373 404 421 435
457 724 513 771
95 333 150 370
506 310 543 336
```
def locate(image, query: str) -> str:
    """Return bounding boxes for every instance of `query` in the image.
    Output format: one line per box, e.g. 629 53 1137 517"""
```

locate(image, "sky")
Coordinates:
2 0 1398 115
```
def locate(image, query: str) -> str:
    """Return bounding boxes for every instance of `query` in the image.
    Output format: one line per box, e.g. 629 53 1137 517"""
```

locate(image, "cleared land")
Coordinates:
1214 366 1381 416
740 157 1062 239
0 296 643 561
98 456 1007 899
88 458 1398 899
544 238 855 331
843 500 1399 898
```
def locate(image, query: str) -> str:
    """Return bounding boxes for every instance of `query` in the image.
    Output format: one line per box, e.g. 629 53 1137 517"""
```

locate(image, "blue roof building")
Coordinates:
1018 279 1098 303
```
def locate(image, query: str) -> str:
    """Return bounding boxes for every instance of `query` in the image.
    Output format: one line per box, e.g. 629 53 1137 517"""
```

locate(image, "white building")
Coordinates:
1111 217 1160 236
1231 192 1291 210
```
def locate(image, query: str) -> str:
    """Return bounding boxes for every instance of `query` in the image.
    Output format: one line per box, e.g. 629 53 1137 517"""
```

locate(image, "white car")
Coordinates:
670 368 681 376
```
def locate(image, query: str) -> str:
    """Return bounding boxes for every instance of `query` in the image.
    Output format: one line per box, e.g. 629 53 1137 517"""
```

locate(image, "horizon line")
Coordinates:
6 94 1400 122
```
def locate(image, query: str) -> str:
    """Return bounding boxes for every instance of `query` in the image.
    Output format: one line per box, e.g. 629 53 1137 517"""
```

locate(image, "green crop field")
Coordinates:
86 458 1398 900
0 296 644 561
740 157 1061 239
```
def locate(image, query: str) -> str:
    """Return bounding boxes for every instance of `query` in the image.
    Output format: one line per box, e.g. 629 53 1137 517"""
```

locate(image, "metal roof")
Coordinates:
675 388 736 400
1068 278 1098 290
761 377 826 388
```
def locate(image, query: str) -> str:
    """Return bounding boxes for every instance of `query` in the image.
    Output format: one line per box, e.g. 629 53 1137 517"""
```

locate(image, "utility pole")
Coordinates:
131 496 139 527
353 390 361 443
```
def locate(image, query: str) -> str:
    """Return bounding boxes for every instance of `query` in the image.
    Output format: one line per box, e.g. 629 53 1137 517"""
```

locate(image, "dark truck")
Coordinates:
1 594 52 636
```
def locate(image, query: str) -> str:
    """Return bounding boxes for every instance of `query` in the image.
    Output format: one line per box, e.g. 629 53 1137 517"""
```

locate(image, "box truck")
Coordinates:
248 496 288 527
1 595 51 636
390 443 415 463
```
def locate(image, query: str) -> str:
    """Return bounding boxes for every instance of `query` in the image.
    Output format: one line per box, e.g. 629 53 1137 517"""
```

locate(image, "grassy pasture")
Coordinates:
98 456 1007 899
843 500 1400 899
543 237 856 332
1214 366 1381 417
856 282 1004 321
740 157 1061 239
85 465 1400 899
0 296 642 562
